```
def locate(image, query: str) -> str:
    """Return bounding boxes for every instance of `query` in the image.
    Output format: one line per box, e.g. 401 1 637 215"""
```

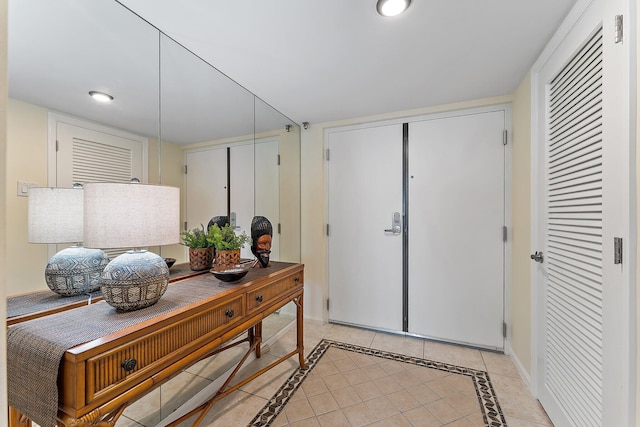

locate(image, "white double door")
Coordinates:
185 139 280 260
327 108 506 349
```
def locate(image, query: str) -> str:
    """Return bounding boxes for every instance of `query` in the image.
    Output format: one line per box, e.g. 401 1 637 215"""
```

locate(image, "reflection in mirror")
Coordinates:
253 98 301 343
157 33 257 265
160 33 257 260
9 0 161 143
8 1 301 424
7 0 160 296
156 33 301 425
255 97 301 264
159 35 256 145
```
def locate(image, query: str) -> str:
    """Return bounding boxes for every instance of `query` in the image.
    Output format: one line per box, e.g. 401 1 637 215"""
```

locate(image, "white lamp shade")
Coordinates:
83 182 180 249
28 187 83 244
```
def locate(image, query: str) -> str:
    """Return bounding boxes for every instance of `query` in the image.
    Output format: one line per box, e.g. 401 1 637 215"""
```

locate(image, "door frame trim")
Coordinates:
324 104 512 348
47 111 149 187
402 123 409 332
46 111 149 260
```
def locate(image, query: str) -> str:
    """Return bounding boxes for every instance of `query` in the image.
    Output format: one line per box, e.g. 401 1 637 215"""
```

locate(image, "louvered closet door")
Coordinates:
535 0 630 423
56 122 144 257
545 28 604 425
56 123 143 185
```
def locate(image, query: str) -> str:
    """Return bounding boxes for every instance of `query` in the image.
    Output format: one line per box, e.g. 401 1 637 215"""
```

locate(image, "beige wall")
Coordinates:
6 99 49 295
637 3 640 423
1 0 8 418
510 73 532 377
279 126 302 263
148 138 186 264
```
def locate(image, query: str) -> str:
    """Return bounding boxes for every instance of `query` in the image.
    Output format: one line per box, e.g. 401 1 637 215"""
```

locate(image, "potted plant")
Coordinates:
208 224 250 268
181 224 215 271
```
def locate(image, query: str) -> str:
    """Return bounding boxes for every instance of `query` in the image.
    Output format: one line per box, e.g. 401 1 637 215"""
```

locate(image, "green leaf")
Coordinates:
206 224 250 250
180 224 215 248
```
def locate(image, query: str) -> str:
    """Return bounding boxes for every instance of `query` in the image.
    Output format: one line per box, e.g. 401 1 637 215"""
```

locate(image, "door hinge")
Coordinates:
184 165 188 174
326 224 330 236
56 140 59 152
326 299 330 311
614 15 623 44
325 149 330 161
277 154 281 166
278 223 281 234
503 322 507 338
503 130 508 145
184 221 188 231
614 237 623 264
503 226 507 242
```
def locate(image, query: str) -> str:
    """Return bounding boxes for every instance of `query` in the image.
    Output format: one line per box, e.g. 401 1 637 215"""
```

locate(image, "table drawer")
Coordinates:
247 271 303 313
85 295 244 402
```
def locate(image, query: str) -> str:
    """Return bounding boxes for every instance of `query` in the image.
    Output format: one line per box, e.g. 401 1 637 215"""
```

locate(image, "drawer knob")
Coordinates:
256 295 263 303
121 358 137 372
225 309 235 318
294 277 300 283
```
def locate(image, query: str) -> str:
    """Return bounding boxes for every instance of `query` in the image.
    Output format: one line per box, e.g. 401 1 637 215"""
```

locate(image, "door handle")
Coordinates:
530 251 544 263
230 212 240 229
384 212 402 235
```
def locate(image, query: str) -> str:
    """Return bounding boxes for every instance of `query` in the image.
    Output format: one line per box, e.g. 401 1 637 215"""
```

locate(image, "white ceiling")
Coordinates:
118 0 577 124
8 0 577 142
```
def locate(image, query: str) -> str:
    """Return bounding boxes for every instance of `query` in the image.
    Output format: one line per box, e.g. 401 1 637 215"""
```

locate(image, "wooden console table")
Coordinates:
8 262 305 427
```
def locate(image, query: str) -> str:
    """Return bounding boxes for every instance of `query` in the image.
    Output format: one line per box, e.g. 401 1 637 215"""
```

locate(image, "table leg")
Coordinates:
254 321 262 358
8 407 32 427
296 294 306 369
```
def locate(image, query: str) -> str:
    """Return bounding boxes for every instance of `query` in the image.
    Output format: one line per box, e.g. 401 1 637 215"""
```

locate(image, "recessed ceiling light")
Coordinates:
376 0 411 17
89 91 114 102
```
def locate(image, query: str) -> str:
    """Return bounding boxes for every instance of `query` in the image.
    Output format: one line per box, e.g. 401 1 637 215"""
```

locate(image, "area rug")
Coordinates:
248 339 506 426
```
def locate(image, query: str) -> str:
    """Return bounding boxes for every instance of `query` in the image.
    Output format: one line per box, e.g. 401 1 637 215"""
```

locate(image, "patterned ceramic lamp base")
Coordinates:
45 246 110 296
101 250 169 311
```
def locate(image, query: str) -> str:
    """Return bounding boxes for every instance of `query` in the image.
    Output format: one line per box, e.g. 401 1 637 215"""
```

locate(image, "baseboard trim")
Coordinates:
505 341 532 390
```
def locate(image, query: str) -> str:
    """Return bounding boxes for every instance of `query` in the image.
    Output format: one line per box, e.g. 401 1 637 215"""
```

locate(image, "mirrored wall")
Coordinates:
8 0 300 281
8 0 300 424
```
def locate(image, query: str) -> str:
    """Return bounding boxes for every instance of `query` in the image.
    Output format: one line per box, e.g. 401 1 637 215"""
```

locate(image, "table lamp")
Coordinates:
83 180 180 311
28 185 110 296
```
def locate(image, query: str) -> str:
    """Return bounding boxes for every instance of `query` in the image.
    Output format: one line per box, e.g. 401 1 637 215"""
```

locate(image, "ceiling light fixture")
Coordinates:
376 0 411 17
88 90 114 102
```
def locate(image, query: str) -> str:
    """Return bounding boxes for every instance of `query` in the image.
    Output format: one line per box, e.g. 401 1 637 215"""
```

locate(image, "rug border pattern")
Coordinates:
248 339 507 426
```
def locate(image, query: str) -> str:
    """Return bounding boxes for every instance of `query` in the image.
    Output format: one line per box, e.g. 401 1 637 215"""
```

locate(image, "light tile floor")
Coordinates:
119 320 553 427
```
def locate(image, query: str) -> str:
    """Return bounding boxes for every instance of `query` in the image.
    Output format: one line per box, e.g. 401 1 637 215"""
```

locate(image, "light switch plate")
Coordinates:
17 181 38 197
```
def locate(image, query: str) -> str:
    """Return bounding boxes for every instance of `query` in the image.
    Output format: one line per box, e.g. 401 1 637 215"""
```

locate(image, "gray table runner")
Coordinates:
8 262 291 427
7 263 202 319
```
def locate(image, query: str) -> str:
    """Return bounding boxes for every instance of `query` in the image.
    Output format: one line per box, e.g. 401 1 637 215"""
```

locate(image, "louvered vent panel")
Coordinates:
73 137 133 258
73 138 133 184
545 27 603 427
